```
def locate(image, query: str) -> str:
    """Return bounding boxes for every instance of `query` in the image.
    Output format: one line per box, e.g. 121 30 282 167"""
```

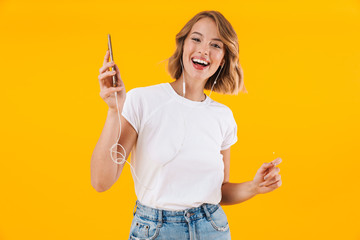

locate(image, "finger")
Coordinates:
271 157 282 166
99 61 115 74
106 86 125 97
265 178 282 188
98 71 117 90
114 64 123 85
98 70 117 83
264 167 280 180
258 162 273 174
103 50 110 66
266 159 281 175
100 86 125 99
260 174 281 187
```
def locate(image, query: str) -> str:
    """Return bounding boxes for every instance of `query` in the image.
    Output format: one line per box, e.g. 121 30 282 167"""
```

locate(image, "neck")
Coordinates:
171 74 207 102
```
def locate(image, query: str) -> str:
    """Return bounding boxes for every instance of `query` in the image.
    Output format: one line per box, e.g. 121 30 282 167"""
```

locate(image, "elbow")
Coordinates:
91 178 110 193
92 183 109 193
93 185 107 193
91 159 113 193
220 182 229 205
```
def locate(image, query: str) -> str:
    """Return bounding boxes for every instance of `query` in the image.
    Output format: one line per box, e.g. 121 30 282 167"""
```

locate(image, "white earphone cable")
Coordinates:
109 91 156 191
180 58 223 99
109 59 223 191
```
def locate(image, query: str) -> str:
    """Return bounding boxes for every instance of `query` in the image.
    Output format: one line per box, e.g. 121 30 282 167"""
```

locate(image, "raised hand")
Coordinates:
98 50 126 112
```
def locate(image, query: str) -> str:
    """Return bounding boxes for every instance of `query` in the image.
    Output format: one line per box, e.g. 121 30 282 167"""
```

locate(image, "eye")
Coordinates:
212 43 221 49
191 37 200 42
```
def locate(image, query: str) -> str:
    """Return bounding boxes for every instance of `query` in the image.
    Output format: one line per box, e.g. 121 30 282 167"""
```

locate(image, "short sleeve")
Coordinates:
121 89 142 134
221 110 238 150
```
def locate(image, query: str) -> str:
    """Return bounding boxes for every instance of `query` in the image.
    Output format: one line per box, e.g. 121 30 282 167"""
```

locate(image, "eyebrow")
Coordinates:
191 32 223 42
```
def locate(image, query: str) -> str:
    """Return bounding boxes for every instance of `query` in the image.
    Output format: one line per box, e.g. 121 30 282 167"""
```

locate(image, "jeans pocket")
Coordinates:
129 215 161 240
208 205 229 232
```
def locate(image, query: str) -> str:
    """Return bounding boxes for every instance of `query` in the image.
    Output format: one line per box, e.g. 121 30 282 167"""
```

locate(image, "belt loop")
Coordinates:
157 208 163 227
133 200 138 216
201 203 212 221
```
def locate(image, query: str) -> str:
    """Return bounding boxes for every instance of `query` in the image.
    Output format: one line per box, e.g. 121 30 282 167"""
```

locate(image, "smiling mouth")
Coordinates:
191 58 210 67
191 58 210 70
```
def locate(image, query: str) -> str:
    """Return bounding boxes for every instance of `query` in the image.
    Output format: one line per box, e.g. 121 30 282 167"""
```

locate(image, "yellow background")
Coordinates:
1 0 359 239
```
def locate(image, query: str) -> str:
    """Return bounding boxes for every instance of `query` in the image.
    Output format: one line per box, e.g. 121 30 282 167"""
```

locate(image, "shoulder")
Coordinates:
208 99 234 116
125 83 171 113
207 99 237 127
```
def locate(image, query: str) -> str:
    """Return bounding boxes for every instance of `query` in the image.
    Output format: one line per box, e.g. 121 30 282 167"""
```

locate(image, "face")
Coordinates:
182 17 225 83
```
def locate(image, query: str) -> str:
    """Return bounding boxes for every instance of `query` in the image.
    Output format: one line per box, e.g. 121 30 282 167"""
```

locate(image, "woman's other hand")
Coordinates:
252 158 282 194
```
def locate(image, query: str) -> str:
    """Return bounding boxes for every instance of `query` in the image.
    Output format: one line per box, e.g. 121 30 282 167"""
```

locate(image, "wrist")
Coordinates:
250 180 260 195
108 108 121 115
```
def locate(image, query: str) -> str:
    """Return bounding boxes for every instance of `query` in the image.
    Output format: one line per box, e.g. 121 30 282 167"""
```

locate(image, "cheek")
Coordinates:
184 39 197 51
186 44 197 54
212 51 224 62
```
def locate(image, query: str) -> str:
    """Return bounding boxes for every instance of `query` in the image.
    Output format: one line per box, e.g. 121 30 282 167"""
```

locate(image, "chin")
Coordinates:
189 74 207 81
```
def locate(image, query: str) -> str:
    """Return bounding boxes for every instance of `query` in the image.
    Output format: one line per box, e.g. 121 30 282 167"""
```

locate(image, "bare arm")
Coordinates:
219 148 283 205
90 108 137 192
219 148 258 205
220 181 258 205
91 50 138 192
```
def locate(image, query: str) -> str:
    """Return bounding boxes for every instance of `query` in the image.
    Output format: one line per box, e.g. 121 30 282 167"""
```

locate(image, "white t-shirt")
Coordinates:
121 82 238 210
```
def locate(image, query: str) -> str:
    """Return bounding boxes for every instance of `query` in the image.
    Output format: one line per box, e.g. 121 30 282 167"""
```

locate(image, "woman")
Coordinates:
91 10 282 240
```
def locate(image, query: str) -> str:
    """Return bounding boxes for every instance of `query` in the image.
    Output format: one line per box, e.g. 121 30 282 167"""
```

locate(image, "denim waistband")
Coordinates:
133 200 220 224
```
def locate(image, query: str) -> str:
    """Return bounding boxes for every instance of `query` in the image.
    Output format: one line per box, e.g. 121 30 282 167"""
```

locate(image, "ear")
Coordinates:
221 60 225 67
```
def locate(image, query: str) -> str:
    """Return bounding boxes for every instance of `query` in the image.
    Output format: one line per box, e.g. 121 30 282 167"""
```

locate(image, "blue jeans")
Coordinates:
128 200 231 240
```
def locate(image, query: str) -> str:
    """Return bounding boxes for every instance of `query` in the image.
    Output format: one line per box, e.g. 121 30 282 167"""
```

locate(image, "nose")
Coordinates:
198 43 209 55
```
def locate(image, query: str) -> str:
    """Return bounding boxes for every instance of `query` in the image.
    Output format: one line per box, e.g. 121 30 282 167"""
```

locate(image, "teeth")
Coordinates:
192 58 209 66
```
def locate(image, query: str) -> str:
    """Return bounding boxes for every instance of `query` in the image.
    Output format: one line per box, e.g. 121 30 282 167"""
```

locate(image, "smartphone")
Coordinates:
107 34 117 87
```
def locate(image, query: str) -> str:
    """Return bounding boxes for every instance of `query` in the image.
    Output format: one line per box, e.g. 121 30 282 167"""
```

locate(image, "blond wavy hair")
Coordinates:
166 10 248 95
